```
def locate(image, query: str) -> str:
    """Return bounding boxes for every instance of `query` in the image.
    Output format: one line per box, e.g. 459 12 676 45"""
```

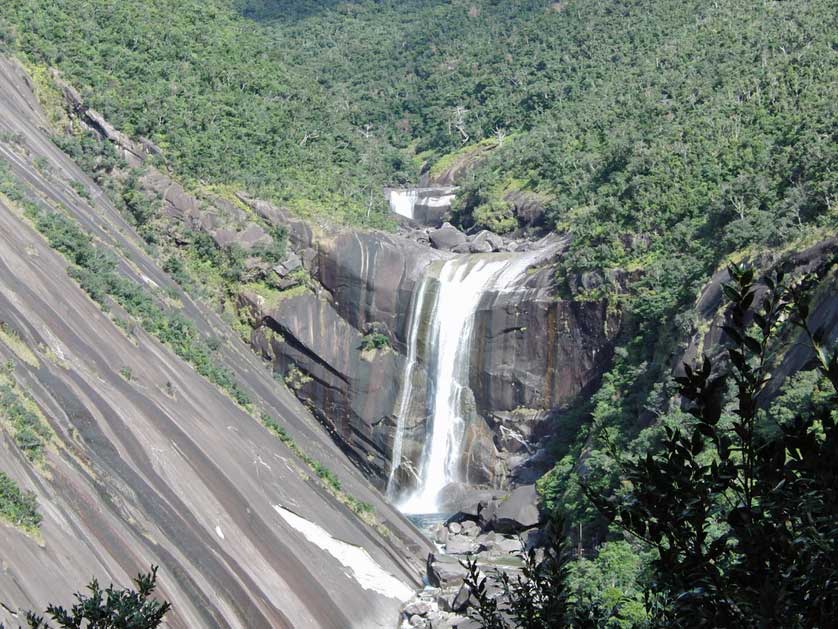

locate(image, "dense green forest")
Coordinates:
2 0 834 337
1 1 836 624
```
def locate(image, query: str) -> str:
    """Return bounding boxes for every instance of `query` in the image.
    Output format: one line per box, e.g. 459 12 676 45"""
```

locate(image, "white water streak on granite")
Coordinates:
273 505 414 601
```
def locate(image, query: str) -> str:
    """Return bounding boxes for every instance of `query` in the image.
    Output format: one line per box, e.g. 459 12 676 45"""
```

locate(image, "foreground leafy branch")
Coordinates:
586 264 837 627
25 566 171 629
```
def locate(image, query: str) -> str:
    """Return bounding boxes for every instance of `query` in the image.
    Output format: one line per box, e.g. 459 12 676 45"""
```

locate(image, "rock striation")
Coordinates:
0 56 430 629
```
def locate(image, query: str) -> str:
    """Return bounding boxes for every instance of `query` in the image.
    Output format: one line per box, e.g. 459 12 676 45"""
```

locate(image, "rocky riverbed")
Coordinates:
397 486 544 628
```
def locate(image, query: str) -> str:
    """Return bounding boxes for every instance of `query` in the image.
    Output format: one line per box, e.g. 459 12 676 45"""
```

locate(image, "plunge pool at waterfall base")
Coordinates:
405 512 453 535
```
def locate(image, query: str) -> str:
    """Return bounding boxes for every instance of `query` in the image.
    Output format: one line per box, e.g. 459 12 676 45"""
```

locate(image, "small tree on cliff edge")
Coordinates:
23 566 171 629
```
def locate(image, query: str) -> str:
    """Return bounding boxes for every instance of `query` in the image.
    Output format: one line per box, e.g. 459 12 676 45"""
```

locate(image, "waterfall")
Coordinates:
388 189 419 219
391 252 539 514
386 275 430 498
386 187 458 223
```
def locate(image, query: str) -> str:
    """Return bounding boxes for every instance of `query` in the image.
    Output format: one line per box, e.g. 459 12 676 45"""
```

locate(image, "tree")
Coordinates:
464 264 837 627
460 516 582 629
24 566 171 629
586 264 838 627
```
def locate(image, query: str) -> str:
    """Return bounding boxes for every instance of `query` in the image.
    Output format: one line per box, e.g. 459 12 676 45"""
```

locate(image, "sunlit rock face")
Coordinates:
242 203 621 496
0 56 430 629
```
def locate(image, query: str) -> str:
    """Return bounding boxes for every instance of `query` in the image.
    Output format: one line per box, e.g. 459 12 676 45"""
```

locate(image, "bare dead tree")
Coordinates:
450 106 470 144
299 131 319 147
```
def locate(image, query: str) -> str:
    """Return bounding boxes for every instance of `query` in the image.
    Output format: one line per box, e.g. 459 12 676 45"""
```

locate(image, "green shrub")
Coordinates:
360 333 389 352
0 379 51 464
345 496 374 514
0 471 41 532
472 200 516 234
26 566 170 629
18 189 252 409
69 180 91 201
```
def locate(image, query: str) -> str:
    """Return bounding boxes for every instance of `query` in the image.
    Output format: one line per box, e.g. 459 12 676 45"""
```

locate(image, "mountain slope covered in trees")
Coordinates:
1 1 836 625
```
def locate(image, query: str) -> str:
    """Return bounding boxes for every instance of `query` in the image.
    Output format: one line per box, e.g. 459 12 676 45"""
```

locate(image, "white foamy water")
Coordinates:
273 505 414 601
388 189 419 219
387 188 458 221
394 252 540 514
386 274 431 498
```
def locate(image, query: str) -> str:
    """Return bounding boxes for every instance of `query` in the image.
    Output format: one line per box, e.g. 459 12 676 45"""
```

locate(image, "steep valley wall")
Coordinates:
0 57 430 629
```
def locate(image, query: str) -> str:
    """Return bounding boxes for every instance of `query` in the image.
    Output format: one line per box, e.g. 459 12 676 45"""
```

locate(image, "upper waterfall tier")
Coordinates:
392 251 545 514
386 187 458 226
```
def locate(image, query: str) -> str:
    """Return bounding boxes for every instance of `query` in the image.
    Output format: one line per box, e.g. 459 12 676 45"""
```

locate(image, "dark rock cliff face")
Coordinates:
473 265 620 414
315 231 446 346
41 57 626 494
681 238 838 390
240 216 621 488
0 57 430 629
246 289 407 481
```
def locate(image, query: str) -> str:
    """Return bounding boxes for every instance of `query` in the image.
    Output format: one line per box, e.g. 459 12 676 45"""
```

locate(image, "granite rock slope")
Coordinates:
0 56 430 629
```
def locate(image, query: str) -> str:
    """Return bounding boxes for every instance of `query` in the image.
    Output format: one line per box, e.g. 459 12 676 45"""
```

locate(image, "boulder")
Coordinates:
478 500 497 530
237 222 271 250
475 531 496 548
445 536 482 555
441 615 478 629
429 222 467 251
212 228 237 249
438 484 498 520
451 584 474 613
433 524 449 545
428 554 469 587
452 242 472 254
471 230 503 252
213 224 271 252
404 601 431 617
199 211 223 231
487 484 541 533
448 521 462 535
426 553 440 587
436 592 453 612
522 528 545 551
504 190 548 229
273 252 302 278
467 237 493 253
276 274 302 290
493 536 523 554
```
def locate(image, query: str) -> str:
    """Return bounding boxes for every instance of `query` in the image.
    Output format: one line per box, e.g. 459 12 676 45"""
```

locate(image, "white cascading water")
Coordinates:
393 252 539 514
386 275 430 498
388 189 419 220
